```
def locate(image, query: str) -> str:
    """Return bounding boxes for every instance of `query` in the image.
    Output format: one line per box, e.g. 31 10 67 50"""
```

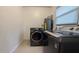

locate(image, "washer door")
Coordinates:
31 31 43 42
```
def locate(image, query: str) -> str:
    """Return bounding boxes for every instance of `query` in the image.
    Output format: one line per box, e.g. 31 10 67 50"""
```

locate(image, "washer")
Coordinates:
30 28 48 46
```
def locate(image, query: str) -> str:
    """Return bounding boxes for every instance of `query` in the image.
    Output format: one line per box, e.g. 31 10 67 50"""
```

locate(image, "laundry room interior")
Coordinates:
0 6 79 53
23 6 55 41
0 6 56 53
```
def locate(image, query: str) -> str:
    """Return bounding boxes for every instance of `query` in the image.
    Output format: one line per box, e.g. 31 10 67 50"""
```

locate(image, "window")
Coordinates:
56 6 79 25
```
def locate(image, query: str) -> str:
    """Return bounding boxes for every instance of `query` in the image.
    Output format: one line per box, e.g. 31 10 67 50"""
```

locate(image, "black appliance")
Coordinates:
59 31 79 53
43 33 59 53
44 31 79 53
30 28 48 46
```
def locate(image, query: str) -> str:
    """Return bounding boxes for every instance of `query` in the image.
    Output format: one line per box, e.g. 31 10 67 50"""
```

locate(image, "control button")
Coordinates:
69 27 74 30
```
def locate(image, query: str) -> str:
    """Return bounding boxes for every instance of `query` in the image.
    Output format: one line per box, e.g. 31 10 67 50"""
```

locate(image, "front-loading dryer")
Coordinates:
30 28 48 46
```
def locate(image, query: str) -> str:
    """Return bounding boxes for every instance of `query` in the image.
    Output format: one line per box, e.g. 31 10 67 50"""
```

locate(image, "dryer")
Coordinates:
30 28 48 46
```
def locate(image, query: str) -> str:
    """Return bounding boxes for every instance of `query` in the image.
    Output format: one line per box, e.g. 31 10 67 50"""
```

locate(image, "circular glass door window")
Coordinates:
31 31 43 42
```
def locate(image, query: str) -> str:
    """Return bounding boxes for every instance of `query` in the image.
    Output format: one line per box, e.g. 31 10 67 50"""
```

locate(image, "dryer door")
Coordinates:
31 31 43 42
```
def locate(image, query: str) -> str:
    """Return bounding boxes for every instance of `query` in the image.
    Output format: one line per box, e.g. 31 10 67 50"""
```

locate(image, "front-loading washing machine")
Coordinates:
30 28 48 46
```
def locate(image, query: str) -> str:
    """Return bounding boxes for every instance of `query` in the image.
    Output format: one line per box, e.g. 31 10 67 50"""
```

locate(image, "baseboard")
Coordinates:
9 40 23 53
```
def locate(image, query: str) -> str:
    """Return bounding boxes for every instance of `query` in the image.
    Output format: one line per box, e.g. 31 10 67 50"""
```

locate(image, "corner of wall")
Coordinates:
9 39 23 53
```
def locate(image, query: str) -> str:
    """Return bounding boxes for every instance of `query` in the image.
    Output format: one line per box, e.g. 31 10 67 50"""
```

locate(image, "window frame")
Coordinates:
56 6 79 26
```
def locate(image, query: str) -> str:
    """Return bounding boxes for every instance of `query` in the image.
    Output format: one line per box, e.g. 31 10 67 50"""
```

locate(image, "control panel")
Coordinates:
69 27 79 31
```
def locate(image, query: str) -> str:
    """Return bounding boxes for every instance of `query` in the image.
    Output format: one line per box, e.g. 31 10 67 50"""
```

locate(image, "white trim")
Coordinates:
9 40 23 53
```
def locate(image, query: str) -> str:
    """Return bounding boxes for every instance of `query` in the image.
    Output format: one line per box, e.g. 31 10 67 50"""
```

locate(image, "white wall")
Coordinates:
23 7 54 40
0 7 24 52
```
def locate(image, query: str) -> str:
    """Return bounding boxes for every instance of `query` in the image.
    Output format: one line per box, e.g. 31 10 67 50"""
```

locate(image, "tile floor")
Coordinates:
14 40 44 53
